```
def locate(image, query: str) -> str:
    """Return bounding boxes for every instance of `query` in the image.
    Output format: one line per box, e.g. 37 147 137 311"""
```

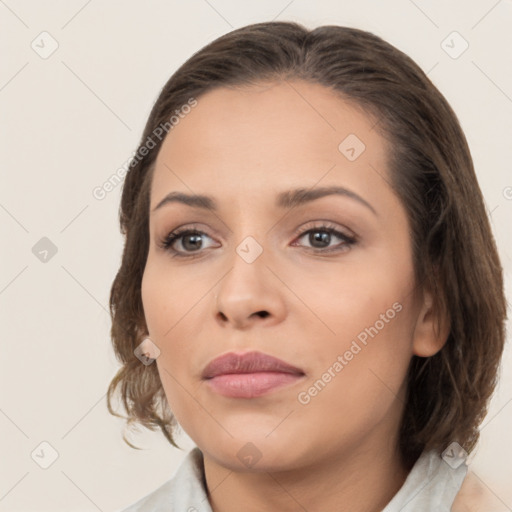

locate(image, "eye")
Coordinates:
291 222 357 253
158 221 357 258
159 226 218 257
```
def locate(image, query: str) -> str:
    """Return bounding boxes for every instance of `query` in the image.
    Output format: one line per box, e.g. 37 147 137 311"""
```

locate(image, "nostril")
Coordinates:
256 311 270 318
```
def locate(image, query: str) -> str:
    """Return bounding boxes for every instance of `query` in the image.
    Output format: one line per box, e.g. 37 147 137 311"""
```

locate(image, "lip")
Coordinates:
202 350 305 398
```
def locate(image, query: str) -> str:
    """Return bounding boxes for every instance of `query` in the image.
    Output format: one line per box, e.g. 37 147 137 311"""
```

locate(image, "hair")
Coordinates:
106 20 507 467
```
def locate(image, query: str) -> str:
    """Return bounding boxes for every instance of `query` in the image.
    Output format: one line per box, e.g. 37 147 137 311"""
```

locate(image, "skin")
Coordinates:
452 471 507 511
141 80 449 512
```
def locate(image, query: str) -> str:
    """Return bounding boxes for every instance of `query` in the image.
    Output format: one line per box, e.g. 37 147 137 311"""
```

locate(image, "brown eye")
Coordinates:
161 229 217 257
293 224 357 253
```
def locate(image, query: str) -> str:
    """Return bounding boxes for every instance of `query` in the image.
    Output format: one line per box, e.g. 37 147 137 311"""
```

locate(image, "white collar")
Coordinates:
382 449 468 511
121 447 467 511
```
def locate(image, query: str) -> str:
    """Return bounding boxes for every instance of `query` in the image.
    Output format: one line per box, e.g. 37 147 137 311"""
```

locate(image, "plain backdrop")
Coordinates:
1 1 511 511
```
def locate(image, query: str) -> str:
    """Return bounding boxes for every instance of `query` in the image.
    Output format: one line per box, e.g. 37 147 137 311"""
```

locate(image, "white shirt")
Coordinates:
119 447 468 512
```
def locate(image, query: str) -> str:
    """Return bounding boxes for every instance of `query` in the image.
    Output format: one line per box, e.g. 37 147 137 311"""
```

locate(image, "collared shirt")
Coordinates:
120 447 468 512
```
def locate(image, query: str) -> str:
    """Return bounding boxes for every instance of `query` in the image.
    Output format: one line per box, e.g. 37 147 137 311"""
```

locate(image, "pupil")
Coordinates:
183 234 202 251
311 231 330 248
181 231 333 251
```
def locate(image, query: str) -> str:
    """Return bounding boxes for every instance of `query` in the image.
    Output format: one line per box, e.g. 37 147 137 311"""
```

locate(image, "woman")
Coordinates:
107 21 507 511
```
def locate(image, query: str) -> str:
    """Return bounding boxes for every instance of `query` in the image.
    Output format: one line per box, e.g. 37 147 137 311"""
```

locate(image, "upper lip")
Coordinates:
202 350 305 379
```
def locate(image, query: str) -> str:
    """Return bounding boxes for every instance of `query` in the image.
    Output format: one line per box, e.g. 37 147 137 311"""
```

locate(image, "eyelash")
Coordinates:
159 222 357 258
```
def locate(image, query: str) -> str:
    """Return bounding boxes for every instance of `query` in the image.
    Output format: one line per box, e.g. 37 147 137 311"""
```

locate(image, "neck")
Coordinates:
203 432 410 512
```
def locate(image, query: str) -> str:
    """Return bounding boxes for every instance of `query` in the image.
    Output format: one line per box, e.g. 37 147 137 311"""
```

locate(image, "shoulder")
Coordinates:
120 478 176 512
451 470 506 512
117 448 211 512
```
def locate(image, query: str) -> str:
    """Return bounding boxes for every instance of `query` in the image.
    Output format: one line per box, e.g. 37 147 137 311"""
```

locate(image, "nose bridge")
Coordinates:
221 232 268 299
214 228 285 327
224 203 271 273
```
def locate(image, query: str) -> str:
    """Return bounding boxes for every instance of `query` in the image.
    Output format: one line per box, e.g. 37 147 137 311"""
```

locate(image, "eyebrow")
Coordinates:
151 186 377 216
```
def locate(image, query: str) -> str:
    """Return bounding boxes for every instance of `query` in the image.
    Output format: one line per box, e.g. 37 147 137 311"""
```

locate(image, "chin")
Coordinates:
193 424 311 472
205 442 301 473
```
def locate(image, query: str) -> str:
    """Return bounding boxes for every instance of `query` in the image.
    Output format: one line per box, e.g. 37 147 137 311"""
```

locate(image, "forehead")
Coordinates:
150 80 391 207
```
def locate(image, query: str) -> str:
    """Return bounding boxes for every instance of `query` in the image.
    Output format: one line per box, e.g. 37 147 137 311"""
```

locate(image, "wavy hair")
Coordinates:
106 21 507 466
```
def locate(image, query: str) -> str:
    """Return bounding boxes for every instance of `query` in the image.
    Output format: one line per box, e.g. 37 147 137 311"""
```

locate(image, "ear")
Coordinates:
140 336 159 359
412 286 450 357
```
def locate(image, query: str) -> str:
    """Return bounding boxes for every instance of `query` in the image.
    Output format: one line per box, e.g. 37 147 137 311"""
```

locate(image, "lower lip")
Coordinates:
205 372 304 398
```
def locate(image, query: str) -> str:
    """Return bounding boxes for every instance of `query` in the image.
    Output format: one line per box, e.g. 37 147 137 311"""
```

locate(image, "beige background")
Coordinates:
1 1 511 511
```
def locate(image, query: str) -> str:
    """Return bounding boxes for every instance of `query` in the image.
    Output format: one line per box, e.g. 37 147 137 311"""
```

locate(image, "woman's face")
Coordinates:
141 80 436 471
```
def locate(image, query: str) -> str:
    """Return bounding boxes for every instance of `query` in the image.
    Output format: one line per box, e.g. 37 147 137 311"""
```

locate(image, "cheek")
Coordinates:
292 301 415 458
288 253 416 421
141 256 213 402
141 262 205 427
141 255 207 338
284 247 416 346
141 269 168 341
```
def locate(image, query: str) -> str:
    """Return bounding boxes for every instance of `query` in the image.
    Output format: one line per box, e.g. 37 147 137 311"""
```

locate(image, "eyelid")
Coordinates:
292 220 357 239
159 224 218 252
291 224 357 253
159 220 358 258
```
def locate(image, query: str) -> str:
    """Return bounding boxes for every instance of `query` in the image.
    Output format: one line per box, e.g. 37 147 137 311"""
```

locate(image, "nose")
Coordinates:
214 247 286 330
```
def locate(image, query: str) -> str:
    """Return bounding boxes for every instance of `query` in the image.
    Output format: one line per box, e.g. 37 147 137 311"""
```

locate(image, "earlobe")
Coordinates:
140 336 159 360
412 288 450 357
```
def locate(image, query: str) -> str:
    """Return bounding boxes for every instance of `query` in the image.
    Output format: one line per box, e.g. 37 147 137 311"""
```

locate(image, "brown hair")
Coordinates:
106 21 507 466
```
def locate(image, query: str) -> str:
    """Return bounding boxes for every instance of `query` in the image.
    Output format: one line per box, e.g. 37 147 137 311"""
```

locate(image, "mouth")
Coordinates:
202 350 306 399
